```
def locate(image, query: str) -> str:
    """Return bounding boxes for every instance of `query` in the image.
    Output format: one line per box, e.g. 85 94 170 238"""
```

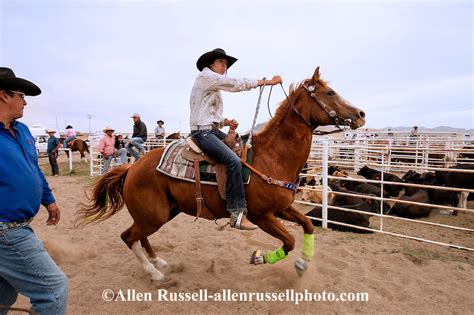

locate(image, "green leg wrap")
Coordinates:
302 233 314 261
264 247 287 264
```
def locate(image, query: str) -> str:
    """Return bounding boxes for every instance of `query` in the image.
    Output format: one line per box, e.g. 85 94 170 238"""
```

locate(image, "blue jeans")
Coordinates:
191 129 246 213
125 137 145 160
101 148 127 174
63 136 76 148
0 223 68 315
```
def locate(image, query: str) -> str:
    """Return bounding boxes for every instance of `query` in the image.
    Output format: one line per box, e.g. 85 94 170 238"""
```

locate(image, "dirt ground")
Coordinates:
10 155 474 314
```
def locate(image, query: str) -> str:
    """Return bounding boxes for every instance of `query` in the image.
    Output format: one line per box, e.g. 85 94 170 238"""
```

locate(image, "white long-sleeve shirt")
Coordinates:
189 67 258 130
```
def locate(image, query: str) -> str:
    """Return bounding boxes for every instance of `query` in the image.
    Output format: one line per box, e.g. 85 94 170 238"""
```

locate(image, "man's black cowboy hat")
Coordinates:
157 120 164 124
196 48 238 71
0 67 41 96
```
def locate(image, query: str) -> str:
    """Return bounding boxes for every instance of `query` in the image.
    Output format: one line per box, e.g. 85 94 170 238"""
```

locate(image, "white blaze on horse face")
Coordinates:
131 242 164 281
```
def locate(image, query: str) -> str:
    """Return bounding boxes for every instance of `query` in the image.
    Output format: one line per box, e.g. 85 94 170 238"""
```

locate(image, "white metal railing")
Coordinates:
298 137 474 251
88 135 179 176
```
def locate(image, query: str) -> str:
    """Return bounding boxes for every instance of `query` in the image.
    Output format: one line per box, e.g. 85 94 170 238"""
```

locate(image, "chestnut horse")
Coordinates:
78 67 365 284
59 137 89 161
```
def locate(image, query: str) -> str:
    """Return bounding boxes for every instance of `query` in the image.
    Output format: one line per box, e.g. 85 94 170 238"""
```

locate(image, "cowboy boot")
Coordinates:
230 210 258 231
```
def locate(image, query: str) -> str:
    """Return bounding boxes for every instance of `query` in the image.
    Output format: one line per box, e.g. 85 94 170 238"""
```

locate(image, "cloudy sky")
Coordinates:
1 0 472 134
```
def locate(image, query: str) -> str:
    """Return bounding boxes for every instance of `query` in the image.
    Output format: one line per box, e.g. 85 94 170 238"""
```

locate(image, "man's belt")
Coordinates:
0 217 33 229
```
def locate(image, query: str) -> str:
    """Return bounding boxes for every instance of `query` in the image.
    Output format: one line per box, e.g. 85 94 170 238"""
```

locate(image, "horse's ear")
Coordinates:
311 66 321 82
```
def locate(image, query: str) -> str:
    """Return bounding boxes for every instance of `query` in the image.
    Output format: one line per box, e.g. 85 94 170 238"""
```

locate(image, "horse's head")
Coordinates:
296 67 365 130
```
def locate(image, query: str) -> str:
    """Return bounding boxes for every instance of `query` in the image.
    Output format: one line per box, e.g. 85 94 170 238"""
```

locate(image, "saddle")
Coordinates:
65 138 78 148
181 130 243 221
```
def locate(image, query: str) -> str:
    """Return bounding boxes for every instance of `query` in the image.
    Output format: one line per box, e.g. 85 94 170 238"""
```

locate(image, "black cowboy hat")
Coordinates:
196 48 238 71
66 125 73 129
0 67 41 96
157 120 164 124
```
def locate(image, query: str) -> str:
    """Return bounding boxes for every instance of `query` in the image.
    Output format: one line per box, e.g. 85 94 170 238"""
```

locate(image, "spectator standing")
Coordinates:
46 129 61 176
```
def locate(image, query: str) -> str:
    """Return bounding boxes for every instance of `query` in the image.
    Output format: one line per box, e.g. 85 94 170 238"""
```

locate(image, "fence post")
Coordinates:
67 149 72 172
354 139 360 172
322 139 329 229
423 141 429 168
380 154 385 232
89 137 94 176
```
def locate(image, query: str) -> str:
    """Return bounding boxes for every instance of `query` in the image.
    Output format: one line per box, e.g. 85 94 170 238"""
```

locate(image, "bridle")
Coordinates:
270 80 354 132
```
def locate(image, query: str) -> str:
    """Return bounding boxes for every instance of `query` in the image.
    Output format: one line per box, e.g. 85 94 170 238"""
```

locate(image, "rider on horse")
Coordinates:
190 48 282 230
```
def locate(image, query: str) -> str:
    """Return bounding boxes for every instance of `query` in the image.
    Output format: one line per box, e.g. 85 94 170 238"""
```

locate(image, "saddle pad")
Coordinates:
156 140 251 185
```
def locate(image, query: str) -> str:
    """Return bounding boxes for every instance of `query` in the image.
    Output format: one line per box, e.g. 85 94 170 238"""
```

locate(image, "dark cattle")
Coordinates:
402 170 458 207
357 166 404 197
330 184 387 214
307 203 373 234
338 180 391 213
436 164 474 189
458 146 474 160
341 180 390 199
435 164 474 209
388 189 431 219
402 170 437 183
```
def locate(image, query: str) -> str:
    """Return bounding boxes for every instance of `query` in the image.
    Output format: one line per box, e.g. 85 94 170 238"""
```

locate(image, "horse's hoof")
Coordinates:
250 250 265 265
294 257 308 277
152 276 178 288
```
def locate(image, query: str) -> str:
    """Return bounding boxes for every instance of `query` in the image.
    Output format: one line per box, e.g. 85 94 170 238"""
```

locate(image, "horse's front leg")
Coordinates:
277 205 314 276
249 213 295 266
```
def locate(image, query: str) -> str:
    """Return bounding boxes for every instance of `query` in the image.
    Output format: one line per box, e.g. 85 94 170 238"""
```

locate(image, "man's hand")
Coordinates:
46 203 61 225
224 118 239 130
271 75 282 85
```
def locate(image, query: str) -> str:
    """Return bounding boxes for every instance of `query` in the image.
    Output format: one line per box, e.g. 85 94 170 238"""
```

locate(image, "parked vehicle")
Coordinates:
35 135 48 156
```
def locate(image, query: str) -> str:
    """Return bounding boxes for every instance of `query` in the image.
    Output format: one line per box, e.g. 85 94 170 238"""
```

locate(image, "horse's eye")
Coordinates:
327 91 335 96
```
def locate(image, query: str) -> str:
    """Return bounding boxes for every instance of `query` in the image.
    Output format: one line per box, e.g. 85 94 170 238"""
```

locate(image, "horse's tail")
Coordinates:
75 165 129 226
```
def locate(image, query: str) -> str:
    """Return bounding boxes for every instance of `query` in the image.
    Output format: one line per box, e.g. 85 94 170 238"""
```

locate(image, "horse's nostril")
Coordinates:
359 110 366 119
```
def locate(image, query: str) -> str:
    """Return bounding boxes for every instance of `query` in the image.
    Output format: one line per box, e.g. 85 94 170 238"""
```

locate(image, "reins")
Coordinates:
240 78 299 193
246 78 267 148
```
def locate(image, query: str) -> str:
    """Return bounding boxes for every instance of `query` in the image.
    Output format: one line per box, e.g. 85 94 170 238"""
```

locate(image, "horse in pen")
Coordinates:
77 67 366 285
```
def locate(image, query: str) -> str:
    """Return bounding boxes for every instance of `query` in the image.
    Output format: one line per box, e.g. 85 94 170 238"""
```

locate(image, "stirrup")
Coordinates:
230 211 244 229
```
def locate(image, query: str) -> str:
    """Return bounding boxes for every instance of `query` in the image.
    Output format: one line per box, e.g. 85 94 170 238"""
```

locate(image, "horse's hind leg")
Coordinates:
140 207 181 269
121 224 165 282
80 151 88 163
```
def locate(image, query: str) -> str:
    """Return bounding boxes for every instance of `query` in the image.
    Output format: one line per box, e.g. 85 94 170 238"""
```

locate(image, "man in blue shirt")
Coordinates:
0 67 68 315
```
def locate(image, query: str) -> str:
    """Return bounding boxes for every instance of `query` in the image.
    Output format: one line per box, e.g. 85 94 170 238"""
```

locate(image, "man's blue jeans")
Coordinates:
191 129 246 213
125 137 145 160
0 223 68 315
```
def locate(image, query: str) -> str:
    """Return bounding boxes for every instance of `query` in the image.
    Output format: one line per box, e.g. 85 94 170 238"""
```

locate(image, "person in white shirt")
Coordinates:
189 48 282 230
